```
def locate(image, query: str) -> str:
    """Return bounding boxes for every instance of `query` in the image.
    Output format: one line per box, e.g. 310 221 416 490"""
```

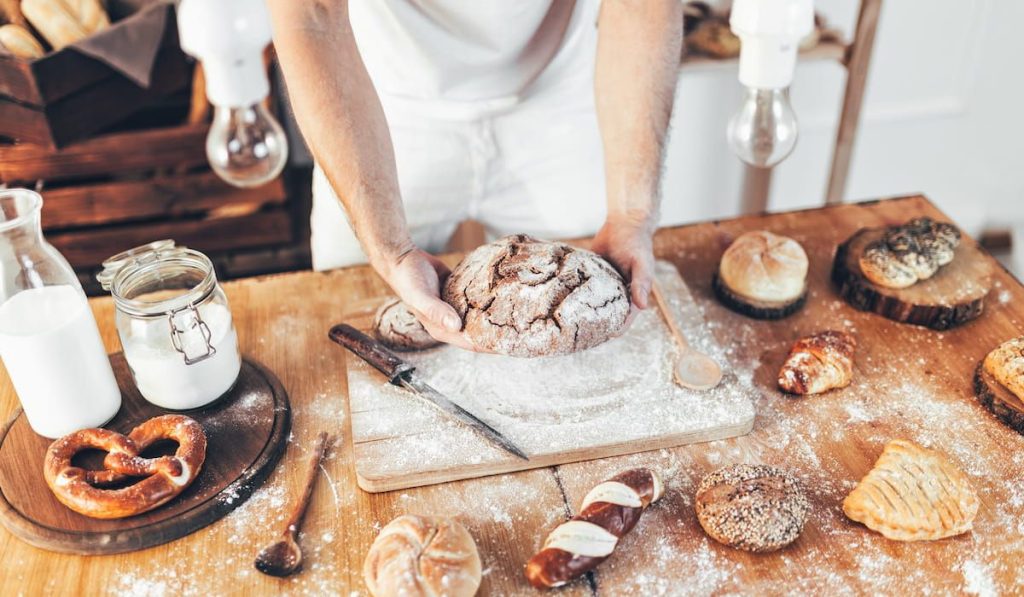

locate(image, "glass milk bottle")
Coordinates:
97 241 241 410
0 189 121 438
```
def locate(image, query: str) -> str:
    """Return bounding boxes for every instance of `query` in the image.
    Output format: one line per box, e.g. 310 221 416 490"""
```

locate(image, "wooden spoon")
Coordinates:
650 280 723 391
255 432 331 577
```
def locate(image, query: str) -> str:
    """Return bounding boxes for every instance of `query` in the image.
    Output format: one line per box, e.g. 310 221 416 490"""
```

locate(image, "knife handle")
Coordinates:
328 323 415 384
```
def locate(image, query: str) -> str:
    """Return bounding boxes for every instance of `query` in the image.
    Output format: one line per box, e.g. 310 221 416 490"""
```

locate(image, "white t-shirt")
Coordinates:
350 0 598 116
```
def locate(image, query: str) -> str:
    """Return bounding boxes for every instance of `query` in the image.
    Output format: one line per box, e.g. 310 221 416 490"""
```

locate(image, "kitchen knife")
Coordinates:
328 323 529 460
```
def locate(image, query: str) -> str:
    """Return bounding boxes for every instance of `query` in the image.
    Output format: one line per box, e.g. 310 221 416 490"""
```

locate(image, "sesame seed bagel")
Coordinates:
695 464 810 552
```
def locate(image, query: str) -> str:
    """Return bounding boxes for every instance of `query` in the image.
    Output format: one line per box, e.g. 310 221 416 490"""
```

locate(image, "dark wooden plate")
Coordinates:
0 353 290 554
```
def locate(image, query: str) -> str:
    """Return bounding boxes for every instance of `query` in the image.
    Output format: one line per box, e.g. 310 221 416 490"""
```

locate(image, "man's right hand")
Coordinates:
380 248 476 350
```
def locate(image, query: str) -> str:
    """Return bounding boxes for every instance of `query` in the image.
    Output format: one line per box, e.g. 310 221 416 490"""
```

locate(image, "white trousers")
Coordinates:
310 68 608 270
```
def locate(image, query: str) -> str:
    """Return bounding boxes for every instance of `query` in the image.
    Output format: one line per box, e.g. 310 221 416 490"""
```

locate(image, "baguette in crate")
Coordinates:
0 0 190 148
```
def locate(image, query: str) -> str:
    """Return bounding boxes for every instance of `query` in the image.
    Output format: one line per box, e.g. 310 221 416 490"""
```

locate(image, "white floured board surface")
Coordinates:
344 261 755 492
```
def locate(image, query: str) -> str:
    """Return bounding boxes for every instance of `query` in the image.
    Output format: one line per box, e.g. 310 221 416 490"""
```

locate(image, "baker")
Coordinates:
268 0 683 349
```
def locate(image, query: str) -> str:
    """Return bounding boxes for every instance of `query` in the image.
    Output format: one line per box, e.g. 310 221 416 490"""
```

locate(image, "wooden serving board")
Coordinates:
0 354 291 554
832 225 994 329
344 261 755 492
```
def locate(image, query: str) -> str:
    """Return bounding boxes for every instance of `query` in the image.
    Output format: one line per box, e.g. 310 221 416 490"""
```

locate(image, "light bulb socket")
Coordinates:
203 58 270 109
737 37 799 89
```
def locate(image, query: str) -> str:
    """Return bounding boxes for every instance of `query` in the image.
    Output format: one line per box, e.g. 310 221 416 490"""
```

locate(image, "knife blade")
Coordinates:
328 323 529 460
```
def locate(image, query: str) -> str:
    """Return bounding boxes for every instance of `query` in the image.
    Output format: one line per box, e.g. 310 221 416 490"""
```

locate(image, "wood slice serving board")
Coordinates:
344 261 755 493
832 225 994 329
0 354 290 554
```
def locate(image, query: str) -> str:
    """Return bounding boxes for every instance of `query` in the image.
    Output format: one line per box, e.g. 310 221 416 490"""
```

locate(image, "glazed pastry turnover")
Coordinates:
843 439 978 541
858 218 960 289
983 336 1024 401
778 330 856 395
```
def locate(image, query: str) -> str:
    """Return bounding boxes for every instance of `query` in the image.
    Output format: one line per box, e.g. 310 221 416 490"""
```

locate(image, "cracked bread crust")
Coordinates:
441 235 629 357
373 298 441 351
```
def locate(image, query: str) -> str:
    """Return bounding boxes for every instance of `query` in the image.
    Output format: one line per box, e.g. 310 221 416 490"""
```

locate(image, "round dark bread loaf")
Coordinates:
441 234 630 357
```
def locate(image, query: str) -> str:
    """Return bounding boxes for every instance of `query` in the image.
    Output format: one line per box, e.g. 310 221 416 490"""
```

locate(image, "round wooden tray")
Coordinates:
832 226 993 330
0 353 290 554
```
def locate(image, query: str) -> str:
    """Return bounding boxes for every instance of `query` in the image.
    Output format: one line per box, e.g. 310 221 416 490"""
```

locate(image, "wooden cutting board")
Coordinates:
343 261 755 492
0 354 291 554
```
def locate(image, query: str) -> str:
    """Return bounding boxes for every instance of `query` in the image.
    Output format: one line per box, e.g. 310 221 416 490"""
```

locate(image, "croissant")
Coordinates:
778 330 856 395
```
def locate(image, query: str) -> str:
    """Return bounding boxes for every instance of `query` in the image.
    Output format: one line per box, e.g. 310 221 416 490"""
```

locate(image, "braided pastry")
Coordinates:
44 415 207 519
525 468 663 589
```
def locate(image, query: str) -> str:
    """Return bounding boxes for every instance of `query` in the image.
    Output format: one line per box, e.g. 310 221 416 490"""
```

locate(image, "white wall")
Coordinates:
659 0 1024 236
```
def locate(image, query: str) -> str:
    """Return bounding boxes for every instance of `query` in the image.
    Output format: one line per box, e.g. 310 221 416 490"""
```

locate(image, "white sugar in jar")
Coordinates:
97 241 241 410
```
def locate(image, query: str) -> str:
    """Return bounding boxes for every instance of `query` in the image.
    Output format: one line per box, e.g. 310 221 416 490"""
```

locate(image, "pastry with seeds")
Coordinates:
975 335 1024 434
858 217 961 289
843 439 979 541
695 464 810 552
713 230 809 320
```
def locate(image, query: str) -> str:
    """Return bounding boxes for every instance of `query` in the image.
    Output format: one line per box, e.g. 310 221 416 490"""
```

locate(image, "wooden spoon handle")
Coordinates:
281 432 330 537
651 280 692 352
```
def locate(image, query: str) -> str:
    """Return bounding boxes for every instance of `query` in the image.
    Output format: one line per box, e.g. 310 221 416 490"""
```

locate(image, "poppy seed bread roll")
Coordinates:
442 234 629 357
695 464 810 552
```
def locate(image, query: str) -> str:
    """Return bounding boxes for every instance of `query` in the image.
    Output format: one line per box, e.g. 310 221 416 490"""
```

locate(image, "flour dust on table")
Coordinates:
347 262 756 490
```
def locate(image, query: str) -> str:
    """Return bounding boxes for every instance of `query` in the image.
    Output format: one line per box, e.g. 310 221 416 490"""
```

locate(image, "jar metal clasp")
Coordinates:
167 303 217 365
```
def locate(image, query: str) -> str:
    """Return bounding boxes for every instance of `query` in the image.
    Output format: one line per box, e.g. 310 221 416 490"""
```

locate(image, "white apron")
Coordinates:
311 0 606 270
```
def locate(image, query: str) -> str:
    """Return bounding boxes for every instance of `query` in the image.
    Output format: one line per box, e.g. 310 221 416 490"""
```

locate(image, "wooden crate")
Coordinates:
0 3 191 148
0 121 310 292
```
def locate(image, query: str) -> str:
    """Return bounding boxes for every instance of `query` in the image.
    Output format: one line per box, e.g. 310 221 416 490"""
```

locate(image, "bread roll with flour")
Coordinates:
363 515 481 597
714 230 808 319
373 298 441 351
525 468 663 588
442 234 629 357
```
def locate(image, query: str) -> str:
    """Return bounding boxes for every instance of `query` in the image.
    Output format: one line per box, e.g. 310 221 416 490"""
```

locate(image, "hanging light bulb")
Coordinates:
177 0 288 188
726 0 814 168
207 103 288 188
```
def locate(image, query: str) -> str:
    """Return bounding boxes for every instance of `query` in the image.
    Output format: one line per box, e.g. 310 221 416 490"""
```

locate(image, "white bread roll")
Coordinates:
718 231 808 303
363 515 482 597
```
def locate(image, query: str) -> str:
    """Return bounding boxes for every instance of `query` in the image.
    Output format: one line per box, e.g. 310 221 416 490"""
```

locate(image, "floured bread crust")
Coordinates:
983 336 1024 401
373 298 441 351
363 514 481 597
718 231 808 304
858 218 961 289
842 440 979 541
442 234 629 357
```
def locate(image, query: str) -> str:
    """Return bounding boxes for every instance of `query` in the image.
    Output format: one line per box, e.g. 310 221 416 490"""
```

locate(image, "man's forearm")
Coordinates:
267 0 412 270
595 0 683 231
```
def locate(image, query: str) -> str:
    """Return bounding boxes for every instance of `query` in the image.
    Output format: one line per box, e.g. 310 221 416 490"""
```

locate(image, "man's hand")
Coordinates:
591 216 656 311
379 248 475 350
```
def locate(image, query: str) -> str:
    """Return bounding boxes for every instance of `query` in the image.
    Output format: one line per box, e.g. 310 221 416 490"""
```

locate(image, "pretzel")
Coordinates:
43 415 207 519
525 468 664 588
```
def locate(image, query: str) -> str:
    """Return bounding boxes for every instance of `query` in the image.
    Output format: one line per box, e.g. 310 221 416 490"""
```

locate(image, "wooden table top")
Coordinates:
3 195 1023 596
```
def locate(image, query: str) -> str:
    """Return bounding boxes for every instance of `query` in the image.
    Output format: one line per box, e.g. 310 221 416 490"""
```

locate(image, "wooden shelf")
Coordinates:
680 37 848 73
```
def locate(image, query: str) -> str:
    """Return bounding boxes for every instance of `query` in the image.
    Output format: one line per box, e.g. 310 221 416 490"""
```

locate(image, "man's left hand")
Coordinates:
591 217 656 312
